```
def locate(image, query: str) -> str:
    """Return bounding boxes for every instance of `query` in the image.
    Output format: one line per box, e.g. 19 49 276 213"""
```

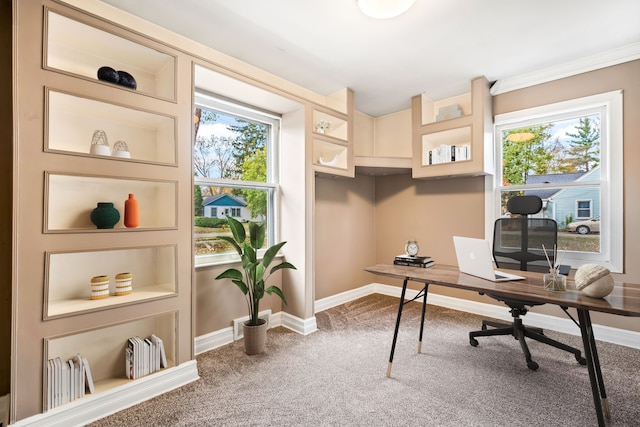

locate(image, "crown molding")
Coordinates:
490 42 640 95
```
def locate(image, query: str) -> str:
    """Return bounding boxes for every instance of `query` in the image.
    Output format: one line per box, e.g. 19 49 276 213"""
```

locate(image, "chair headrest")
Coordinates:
507 196 542 215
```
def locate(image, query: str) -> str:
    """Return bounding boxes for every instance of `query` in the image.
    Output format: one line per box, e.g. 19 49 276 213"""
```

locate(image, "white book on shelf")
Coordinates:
61 359 69 405
150 334 161 372
46 359 54 410
54 357 62 408
144 338 152 376
147 338 156 374
67 359 75 402
78 362 87 397
129 337 137 379
75 354 85 397
82 356 95 394
135 336 144 378
152 334 167 368
125 346 133 379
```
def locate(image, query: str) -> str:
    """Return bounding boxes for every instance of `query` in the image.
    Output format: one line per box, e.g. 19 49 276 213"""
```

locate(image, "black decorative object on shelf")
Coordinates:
117 70 137 90
97 66 119 84
97 66 137 90
90 202 120 229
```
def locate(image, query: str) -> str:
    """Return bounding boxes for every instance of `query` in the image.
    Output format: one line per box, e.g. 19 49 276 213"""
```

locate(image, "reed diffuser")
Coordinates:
542 244 566 291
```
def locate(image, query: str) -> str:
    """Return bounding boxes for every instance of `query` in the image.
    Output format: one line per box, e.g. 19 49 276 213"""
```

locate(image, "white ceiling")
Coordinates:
100 0 640 117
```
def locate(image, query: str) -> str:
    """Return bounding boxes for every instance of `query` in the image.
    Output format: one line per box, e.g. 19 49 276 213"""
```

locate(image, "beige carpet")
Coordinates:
89 294 640 426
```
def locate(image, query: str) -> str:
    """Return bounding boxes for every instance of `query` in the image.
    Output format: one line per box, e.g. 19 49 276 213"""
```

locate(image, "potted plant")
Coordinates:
215 216 296 354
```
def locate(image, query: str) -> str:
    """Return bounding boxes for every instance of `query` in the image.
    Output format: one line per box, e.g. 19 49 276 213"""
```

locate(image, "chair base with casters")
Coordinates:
469 299 587 370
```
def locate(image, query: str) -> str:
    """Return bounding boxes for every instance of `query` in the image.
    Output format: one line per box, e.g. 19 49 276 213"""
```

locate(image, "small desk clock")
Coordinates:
404 239 419 257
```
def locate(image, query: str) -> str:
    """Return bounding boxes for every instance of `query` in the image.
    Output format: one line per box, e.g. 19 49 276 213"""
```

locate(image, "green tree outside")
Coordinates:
564 117 600 172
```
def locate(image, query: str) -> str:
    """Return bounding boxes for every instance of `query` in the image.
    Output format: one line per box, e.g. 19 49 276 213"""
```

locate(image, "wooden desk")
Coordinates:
365 264 640 427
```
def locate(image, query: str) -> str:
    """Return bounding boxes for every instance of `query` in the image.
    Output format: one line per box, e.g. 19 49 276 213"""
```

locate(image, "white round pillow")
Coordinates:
574 264 614 298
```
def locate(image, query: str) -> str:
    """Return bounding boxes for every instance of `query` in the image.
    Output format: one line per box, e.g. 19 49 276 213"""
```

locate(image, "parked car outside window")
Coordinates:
567 216 600 234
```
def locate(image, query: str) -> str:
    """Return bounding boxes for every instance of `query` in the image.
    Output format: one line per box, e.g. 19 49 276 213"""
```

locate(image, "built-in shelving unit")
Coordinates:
310 89 354 177
12 1 196 422
412 76 493 179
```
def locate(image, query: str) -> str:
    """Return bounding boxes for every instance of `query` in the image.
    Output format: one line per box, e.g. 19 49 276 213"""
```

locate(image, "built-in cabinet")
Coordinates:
310 89 355 177
412 76 493 178
12 1 196 421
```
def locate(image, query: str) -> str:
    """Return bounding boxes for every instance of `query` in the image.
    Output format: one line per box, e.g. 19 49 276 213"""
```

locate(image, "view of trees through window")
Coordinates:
499 113 601 253
193 101 275 257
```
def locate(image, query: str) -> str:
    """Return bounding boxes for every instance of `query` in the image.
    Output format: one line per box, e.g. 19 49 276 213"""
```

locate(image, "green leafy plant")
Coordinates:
215 216 296 326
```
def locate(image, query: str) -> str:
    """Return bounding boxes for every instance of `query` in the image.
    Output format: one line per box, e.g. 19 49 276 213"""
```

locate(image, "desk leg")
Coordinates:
577 309 609 426
387 278 409 378
417 284 429 354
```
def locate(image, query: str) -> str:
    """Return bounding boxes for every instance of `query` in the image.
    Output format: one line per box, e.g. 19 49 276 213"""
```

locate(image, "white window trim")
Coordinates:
575 199 593 219
488 90 623 272
194 93 281 268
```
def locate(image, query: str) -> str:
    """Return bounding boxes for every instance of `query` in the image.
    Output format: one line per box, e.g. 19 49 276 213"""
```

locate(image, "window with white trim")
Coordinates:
492 91 623 272
576 200 592 219
193 93 280 267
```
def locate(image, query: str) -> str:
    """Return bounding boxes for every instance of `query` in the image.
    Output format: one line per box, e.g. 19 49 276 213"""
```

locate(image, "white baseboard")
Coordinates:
10 361 199 427
345 282 640 350
194 311 315 355
197 282 639 353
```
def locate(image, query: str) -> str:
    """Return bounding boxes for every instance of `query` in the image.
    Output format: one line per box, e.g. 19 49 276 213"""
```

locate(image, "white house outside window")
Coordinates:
193 93 280 267
492 91 623 272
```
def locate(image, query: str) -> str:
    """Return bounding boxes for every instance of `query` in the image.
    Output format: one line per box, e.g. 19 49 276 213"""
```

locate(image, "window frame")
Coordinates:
489 90 623 272
193 92 281 268
576 200 593 219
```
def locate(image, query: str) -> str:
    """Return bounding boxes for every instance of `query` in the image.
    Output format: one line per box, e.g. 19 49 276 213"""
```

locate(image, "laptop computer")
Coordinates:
453 236 525 282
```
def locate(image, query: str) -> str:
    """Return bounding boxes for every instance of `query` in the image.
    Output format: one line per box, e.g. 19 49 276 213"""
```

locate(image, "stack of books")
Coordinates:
46 353 94 410
393 254 434 268
126 333 167 380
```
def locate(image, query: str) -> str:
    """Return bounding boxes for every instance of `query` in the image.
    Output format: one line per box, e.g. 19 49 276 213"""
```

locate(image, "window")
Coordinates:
492 91 622 272
576 200 592 219
193 93 280 266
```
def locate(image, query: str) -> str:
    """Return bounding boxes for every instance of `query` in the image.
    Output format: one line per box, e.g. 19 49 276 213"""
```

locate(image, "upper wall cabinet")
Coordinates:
44 9 177 101
412 76 493 179
311 89 355 177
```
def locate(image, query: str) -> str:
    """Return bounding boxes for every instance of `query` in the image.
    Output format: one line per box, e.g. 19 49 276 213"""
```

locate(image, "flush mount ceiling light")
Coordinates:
357 0 416 19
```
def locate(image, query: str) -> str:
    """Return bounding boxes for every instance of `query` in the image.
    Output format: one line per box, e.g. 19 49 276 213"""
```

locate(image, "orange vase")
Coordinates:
124 193 139 228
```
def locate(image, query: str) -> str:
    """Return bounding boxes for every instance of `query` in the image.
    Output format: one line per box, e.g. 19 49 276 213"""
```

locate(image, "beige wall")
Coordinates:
195 265 284 336
314 174 377 300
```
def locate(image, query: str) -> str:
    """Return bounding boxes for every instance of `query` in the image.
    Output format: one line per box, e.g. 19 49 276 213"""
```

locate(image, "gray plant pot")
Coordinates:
243 319 267 355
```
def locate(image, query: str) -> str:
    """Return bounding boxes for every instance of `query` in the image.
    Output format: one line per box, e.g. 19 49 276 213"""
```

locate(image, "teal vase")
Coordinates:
90 202 120 229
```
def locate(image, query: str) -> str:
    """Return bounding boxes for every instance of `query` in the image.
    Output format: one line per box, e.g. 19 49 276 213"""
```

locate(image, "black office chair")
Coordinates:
469 195 586 370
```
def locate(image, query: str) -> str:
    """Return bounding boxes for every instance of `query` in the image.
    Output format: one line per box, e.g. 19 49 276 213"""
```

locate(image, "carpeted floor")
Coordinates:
89 294 640 426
